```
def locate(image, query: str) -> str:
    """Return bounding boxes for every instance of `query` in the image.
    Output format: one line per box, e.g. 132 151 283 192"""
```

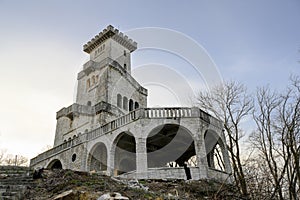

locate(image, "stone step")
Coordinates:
0 181 34 186
1 191 22 200
0 184 28 190
0 166 34 199
0 166 29 172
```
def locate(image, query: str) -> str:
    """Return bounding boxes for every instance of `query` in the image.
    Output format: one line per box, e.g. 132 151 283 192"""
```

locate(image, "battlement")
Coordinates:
83 25 137 53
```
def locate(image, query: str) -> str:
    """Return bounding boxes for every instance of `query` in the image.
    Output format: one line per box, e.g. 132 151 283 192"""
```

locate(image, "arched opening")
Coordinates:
117 94 122 108
134 102 139 109
123 97 128 111
87 101 92 106
147 124 196 168
91 75 95 85
88 142 107 172
113 132 136 175
86 79 90 89
129 99 134 111
204 130 225 171
47 159 63 170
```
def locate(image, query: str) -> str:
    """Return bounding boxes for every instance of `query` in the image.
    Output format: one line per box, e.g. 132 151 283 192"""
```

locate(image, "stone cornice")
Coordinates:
83 25 137 53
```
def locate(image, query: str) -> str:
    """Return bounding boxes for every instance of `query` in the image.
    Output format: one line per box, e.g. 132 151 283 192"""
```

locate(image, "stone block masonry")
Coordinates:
30 25 232 182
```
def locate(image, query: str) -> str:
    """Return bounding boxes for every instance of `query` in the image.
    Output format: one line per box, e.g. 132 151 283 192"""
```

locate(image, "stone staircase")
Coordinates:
0 166 34 200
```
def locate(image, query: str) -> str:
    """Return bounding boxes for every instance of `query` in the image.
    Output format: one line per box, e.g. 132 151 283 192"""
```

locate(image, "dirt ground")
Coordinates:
24 169 241 200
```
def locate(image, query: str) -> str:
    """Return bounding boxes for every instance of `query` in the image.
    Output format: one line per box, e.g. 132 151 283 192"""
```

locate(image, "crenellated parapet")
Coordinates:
83 25 137 53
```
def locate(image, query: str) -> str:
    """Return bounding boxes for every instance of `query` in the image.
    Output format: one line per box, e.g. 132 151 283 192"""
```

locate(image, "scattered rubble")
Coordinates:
22 169 241 199
97 192 129 200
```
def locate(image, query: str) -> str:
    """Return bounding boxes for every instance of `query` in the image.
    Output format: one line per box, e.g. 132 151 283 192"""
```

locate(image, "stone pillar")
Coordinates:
80 143 88 171
221 142 232 175
136 137 148 179
107 143 115 176
195 130 208 179
191 107 200 117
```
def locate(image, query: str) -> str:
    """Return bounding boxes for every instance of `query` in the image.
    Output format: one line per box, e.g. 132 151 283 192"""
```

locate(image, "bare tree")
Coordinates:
250 76 300 199
250 87 285 199
4 154 28 166
0 149 7 165
277 76 300 199
197 80 253 197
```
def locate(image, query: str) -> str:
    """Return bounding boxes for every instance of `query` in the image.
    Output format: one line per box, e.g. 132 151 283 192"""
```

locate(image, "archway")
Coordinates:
147 124 196 168
129 99 134 111
204 130 225 171
47 159 63 169
113 132 136 175
88 142 108 172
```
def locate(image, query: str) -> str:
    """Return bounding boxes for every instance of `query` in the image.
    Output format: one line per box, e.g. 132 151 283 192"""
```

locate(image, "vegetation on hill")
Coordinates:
24 169 241 200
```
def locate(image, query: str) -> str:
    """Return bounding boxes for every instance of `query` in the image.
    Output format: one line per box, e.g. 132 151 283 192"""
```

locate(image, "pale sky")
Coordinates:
0 0 299 160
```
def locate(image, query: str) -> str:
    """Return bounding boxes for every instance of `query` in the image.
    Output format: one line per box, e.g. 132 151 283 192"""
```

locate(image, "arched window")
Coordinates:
117 94 122 108
129 99 134 111
134 102 139 109
123 97 128 111
124 64 127 70
86 79 90 89
124 50 126 56
87 101 91 106
92 76 95 85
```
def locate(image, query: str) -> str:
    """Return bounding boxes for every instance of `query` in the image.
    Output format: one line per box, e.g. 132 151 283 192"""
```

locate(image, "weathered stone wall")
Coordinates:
32 108 232 182
32 26 232 183
32 142 88 171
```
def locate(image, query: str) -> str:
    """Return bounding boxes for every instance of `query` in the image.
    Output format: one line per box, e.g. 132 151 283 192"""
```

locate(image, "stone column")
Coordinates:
107 143 115 176
136 137 148 179
221 142 232 175
191 107 200 117
195 130 208 179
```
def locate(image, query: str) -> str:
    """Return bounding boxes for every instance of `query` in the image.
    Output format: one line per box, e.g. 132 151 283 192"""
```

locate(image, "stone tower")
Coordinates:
31 25 232 182
53 25 147 146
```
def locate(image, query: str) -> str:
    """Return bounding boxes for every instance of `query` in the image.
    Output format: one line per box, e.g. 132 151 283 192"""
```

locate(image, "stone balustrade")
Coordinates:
31 107 222 166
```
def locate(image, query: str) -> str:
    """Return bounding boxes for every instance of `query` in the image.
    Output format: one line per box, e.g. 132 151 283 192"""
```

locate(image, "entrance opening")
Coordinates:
205 130 225 171
47 159 63 170
114 132 136 175
147 124 196 168
88 142 107 171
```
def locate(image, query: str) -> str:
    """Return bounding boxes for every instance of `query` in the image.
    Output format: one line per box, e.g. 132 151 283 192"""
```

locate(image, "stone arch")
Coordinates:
204 129 226 171
87 142 108 172
117 94 122 108
86 78 90 89
112 131 136 175
91 75 95 85
134 102 139 109
129 99 134 111
123 97 128 111
87 101 92 106
146 124 197 168
47 159 63 169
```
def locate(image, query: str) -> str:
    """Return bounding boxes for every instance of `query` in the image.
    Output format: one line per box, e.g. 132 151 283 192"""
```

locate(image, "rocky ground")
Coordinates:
23 169 241 200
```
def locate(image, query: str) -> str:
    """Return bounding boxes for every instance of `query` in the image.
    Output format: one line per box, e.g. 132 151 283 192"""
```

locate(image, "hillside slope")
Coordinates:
24 169 241 200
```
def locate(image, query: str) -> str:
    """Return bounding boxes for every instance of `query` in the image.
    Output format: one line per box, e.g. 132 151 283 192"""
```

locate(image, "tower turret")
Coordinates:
83 25 137 74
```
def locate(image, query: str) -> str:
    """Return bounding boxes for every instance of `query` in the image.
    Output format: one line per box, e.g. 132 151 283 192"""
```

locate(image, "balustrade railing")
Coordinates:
31 107 222 166
144 107 191 118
